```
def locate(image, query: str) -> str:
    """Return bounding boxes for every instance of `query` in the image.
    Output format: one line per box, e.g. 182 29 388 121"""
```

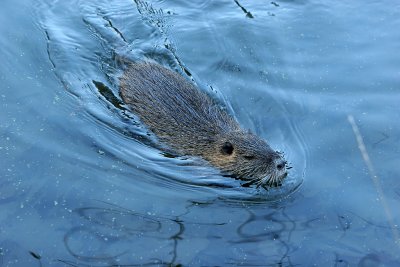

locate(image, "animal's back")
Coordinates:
119 62 240 155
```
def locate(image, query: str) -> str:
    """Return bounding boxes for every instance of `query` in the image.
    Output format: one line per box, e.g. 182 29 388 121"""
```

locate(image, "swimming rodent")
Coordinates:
120 62 288 188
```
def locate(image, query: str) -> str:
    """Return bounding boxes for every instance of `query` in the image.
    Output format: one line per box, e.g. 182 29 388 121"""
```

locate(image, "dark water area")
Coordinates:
1 0 399 266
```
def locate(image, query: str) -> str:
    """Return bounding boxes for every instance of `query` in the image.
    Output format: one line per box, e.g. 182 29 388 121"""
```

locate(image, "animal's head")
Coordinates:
208 131 288 188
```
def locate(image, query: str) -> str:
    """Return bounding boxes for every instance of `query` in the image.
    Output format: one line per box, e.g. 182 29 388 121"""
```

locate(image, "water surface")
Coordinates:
1 0 399 266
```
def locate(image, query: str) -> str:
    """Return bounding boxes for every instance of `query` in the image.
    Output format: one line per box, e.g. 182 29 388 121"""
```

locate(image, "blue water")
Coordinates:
1 0 399 266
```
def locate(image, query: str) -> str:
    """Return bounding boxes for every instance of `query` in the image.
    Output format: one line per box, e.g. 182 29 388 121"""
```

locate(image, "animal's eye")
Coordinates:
243 155 255 160
221 142 234 155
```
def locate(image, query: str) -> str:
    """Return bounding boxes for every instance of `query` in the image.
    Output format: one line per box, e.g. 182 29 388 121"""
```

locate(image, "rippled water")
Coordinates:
1 0 399 266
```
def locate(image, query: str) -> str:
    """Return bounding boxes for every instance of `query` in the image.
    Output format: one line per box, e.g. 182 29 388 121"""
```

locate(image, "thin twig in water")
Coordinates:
347 115 399 247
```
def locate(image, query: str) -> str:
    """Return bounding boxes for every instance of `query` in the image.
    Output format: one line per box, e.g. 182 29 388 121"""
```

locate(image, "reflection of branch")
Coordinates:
101 15 127 43
346 210 393 229
29 251 43 267
44 30 56 69
60 200 229 266
372 132 389 147
234 209 295 265
234 0 254 18
64 227 128 262
271 2 279 7
170 218 185 265
348 115 400 246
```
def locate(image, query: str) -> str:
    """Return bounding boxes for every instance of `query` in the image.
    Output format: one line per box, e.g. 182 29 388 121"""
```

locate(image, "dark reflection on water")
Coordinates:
58 200 304 266
1 0 400 265
59 200 230 266
49 199 399 266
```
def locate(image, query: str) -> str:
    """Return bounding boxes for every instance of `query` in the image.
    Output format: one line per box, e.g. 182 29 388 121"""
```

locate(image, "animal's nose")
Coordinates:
276 159 286 171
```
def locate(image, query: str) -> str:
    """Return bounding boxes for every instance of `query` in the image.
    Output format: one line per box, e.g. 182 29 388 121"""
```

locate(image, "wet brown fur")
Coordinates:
120 62 287 187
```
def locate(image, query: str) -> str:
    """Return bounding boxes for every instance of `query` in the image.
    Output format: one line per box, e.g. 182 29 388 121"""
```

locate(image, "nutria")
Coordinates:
120 62 287 187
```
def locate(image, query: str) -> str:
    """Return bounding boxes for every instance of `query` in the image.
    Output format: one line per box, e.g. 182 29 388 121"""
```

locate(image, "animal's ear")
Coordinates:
221 142 234 155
